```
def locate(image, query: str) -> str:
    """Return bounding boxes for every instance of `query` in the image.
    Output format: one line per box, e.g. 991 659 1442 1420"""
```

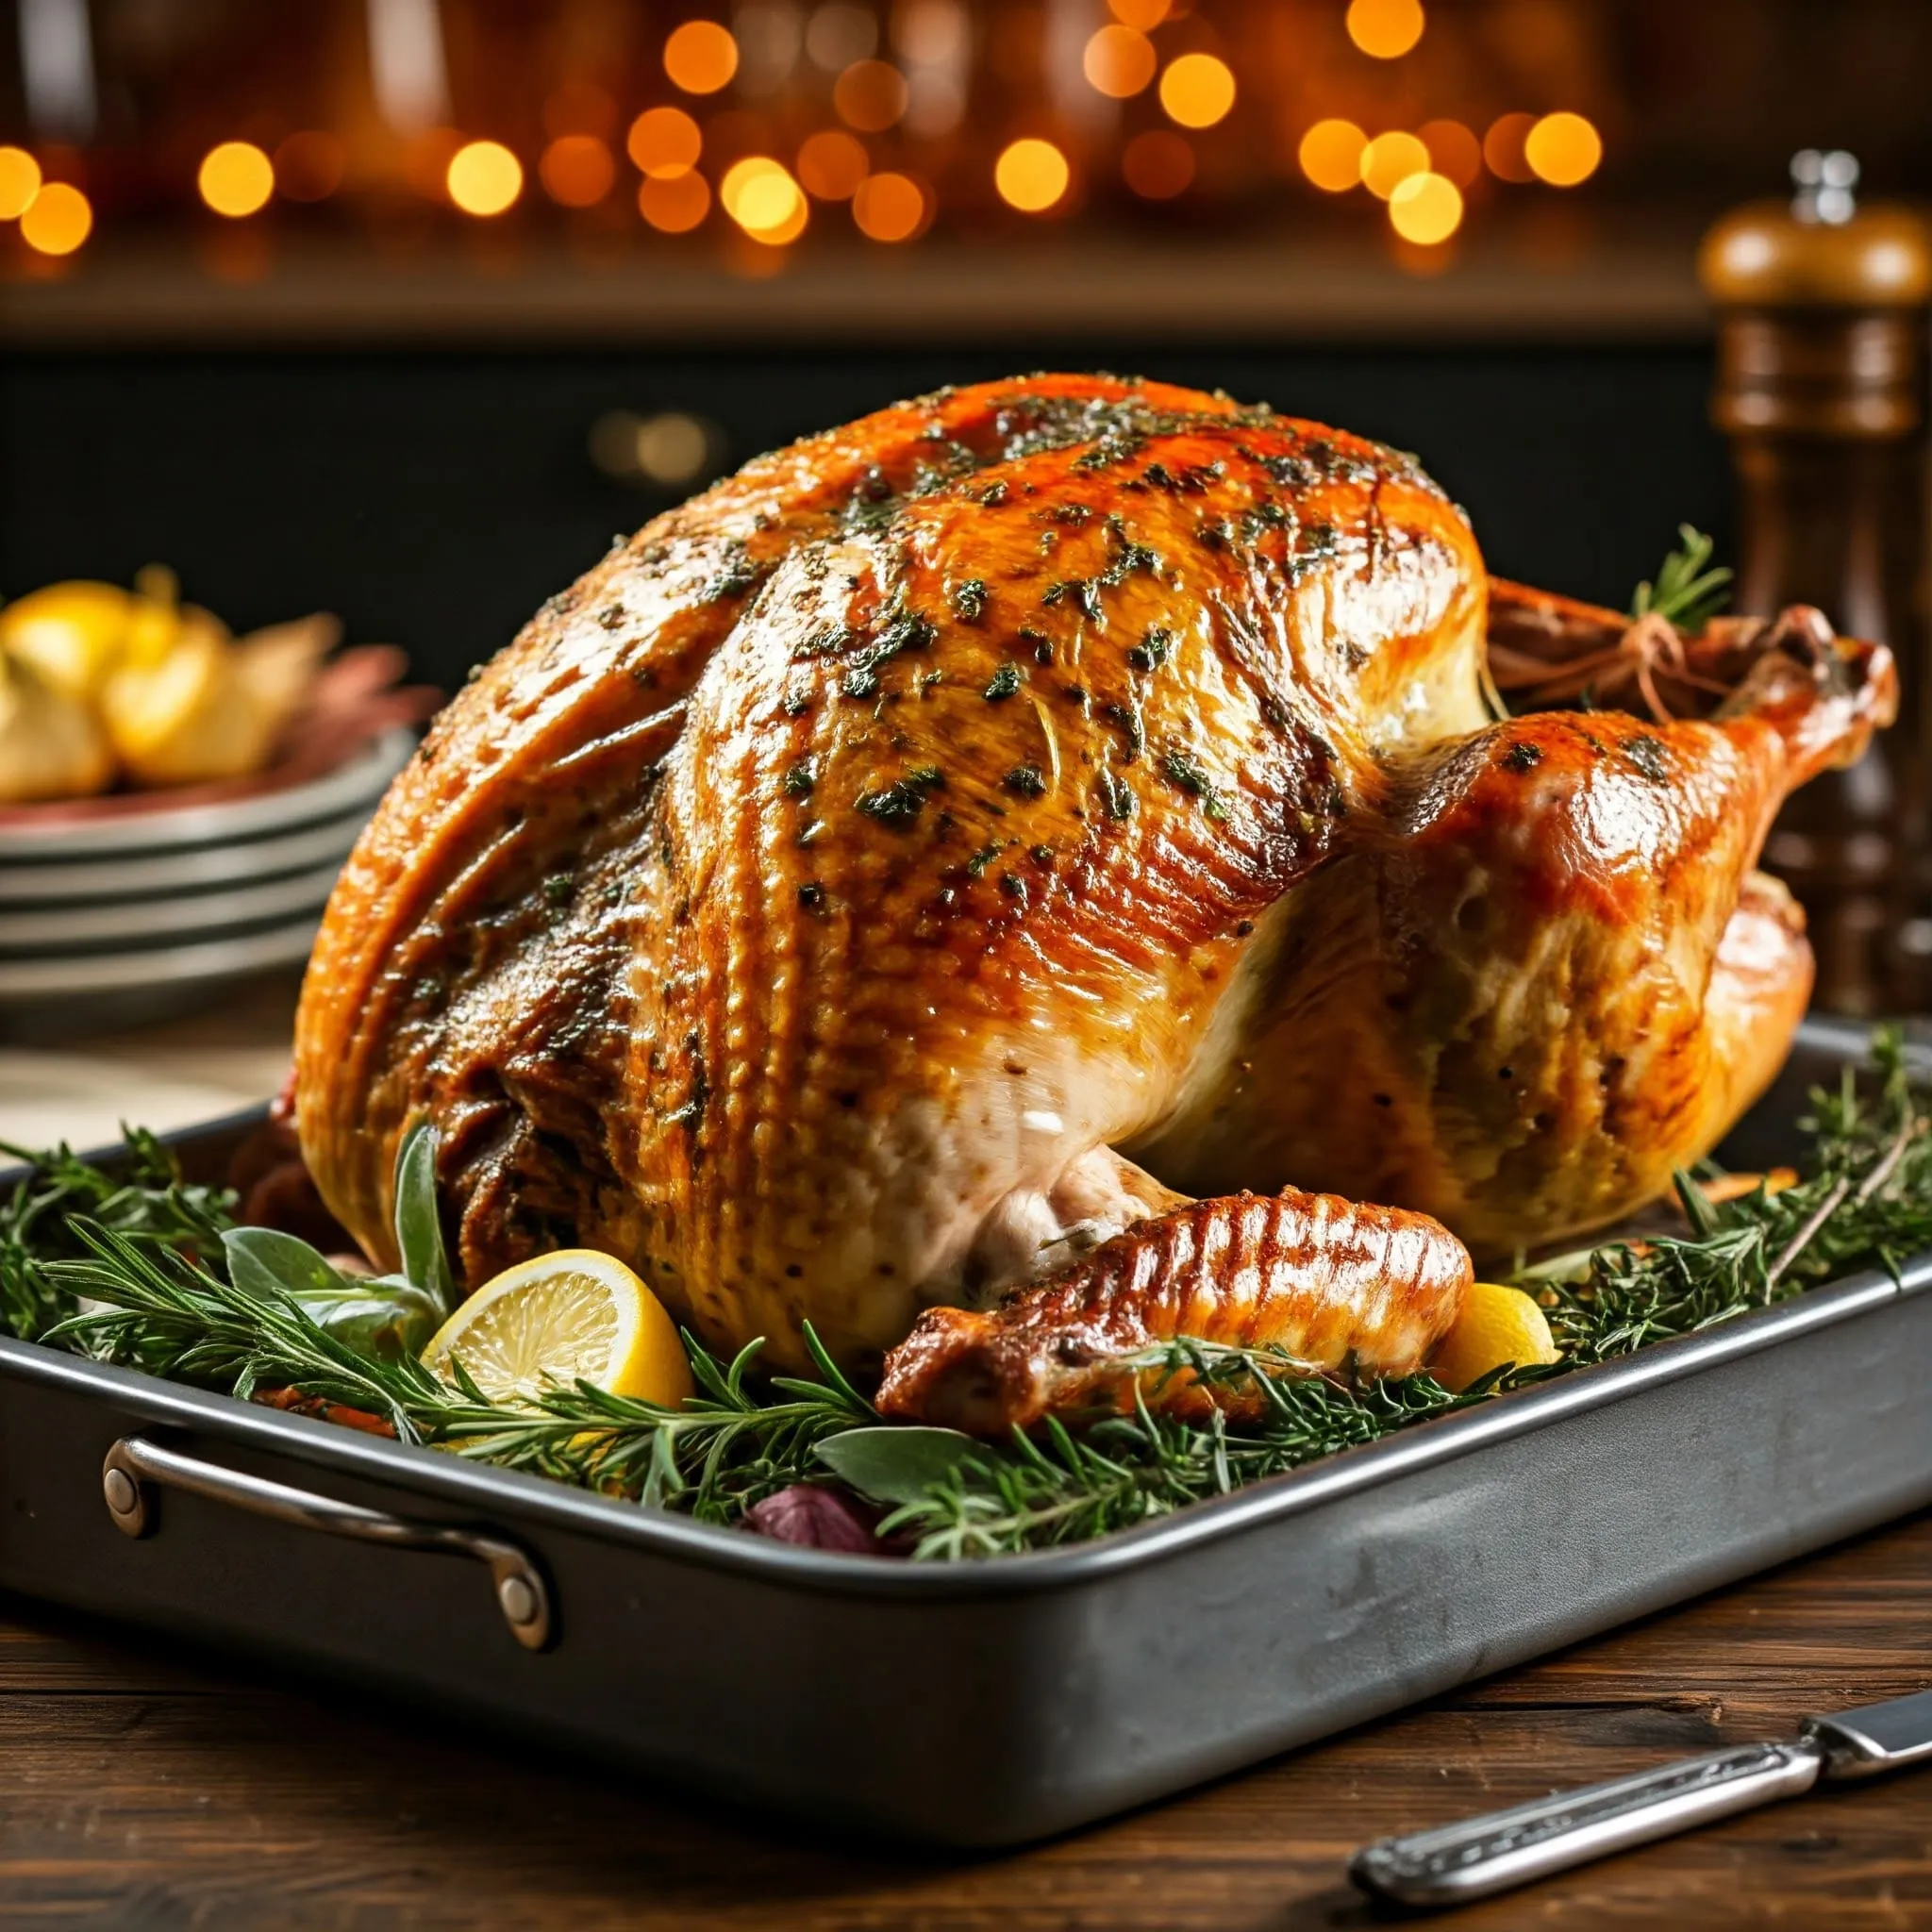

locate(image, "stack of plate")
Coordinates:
0 728 412 1038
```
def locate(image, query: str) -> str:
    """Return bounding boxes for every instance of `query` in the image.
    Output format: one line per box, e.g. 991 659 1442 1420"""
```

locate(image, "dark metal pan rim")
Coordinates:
8 1243 1924 1604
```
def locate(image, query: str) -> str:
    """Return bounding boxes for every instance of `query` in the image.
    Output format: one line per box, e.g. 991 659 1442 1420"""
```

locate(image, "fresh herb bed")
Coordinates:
2 1033 1926 1560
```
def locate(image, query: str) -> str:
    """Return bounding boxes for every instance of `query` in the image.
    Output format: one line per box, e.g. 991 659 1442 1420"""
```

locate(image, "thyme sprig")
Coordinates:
1538 1033 1932 1364
0 1129 234 1341
1630 524 1734 631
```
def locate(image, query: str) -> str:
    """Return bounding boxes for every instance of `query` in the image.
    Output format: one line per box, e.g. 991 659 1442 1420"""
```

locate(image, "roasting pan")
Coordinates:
0 1017 1927 1848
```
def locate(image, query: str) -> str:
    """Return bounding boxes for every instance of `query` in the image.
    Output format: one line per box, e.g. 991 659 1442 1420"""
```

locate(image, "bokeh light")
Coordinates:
1158 52 1235 129
1346 0 1425 58
273 130 345 202
627 107 702 179
447 141 523 216
1299 118 1367 192
1483 112 1538 183
20 180 91 255
1388 171 1462 243
833 58 908 132
541 135 615 207
198 142 274 218
797 128 869 200
721 156 808 242
1360 130 1429 199
1083 25 1158 99
1524 111 1603 187
664 20 739 94
995 138 1070 213
0 147 42 220
1108 0 1170 25
852 171 926 242
1122 129 1193 199
1417 119 1481 189
639 169 710 231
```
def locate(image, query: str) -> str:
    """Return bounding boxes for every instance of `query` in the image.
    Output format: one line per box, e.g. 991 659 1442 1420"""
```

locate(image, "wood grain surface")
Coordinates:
0 1511 1925 1928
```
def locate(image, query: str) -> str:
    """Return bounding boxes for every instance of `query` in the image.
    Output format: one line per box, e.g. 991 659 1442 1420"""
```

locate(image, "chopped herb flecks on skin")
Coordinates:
1005 764 1047 797
856 765 945 827
984 662 1024 702
1625 736 1669 782
841 608 937 701
1102 701 1144 760
1161 750 1229 822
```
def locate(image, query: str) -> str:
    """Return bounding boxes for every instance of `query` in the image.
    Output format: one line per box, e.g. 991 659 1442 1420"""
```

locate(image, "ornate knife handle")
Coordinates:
1350 1740 1824 1907
101 1434 553 1652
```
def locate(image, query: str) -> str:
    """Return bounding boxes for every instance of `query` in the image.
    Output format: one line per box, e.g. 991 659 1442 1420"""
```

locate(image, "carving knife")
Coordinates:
1349 1687 1932 1908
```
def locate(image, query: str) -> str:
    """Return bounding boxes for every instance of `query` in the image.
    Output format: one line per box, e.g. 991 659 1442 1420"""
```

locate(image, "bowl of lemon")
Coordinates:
0 568 432 1035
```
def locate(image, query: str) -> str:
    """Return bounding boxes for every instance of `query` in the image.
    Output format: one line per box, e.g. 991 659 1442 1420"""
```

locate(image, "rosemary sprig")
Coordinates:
874 1350 1481 1561
5 1028 1929 1559
41 1217 872 1522
1630 524 1734 631
0 1129 234 1341
1540 1031 1932 1363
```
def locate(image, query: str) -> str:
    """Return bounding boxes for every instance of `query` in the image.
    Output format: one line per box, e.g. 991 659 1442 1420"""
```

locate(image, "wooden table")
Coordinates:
2 1511 1925 1928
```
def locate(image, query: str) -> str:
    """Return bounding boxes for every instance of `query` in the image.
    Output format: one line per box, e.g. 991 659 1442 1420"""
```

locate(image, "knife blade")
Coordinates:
1350 1686 1932 1908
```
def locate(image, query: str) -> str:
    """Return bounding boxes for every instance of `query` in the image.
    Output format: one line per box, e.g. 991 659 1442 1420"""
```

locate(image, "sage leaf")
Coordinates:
295 1275 443 1362
815 1425 981 1505
223 1224 353 1304
222 1225 441 1361
392 1122 455 1318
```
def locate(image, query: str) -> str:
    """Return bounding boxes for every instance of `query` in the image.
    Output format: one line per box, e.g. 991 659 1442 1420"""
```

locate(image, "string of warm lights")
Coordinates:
0 0 1604 261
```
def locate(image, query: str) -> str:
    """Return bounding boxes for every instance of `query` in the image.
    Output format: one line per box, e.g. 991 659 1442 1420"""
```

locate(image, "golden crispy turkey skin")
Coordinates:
294 374 1894 1423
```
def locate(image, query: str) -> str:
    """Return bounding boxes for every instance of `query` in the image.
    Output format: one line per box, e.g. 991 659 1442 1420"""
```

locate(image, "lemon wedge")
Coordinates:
0 580 134 699
421 1249 694 1407
1429 1280 1561 1393
99 623 274 787
0 652 114 802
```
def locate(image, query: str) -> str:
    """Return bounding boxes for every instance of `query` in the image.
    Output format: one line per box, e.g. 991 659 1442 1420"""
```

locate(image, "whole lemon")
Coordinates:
1429 1281 1561 1393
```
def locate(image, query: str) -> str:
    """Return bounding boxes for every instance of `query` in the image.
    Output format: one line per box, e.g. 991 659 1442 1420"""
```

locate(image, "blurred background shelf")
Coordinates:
0 224 1716 346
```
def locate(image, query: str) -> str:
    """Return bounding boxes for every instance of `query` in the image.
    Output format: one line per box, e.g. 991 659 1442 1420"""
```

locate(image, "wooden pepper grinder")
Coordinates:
1699 150 1931 1015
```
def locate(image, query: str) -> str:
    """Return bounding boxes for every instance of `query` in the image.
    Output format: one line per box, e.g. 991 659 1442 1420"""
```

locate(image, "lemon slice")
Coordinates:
1428 1280 1561 1393
421 1249 694 1407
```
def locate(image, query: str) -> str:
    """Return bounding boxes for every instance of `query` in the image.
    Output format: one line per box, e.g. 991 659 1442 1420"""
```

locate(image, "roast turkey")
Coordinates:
293 375 1893 1430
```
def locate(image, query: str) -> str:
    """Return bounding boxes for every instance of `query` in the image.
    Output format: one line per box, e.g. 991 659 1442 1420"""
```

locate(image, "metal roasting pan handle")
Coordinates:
100 1434 553 1651
1349 1740 1824 1907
